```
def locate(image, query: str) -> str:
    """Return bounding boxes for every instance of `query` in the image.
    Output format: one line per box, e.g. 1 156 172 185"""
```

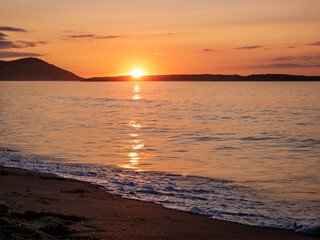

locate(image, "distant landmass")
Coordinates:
0 57 83 81
0 57 319 81
85 74 320 82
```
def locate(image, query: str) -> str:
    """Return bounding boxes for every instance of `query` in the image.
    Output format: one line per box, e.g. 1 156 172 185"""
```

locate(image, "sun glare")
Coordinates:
129 68 146 78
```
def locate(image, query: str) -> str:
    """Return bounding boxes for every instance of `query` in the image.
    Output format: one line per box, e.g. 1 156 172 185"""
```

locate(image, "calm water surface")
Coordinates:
0 81 319 232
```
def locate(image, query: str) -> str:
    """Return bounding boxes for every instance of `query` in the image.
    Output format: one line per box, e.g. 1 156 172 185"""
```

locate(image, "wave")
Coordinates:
0 147 319 236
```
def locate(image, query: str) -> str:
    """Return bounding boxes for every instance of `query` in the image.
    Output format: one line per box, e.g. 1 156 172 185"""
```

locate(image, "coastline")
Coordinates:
0 165 316 240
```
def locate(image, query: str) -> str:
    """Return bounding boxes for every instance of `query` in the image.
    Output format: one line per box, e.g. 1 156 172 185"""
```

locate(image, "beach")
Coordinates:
0 165 316 240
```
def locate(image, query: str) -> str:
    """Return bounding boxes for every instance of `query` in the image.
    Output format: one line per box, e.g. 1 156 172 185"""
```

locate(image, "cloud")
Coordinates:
17 40 48 47
257 63 320 68
94 35 123 39
309 41 320 46
287 46 296 49
66 34 96 38
0 33 7 40
235 45 262 50
16 41 37 47
151 33 175 37
0 51 44 58
0 27 47 52
0 40 46 49
36 41 49 44
0 26 27 32
64 32 176 41
270 56 320 61
0 33 11 41
65 34 124 40
0 32 8 38
0 40 17 49
202 48 213 52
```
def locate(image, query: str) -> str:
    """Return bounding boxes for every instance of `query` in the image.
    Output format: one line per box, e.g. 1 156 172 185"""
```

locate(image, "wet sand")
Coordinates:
0 165 316 239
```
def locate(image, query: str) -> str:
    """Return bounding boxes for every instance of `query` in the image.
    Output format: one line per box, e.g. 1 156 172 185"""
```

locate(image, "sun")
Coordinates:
129 68 146 78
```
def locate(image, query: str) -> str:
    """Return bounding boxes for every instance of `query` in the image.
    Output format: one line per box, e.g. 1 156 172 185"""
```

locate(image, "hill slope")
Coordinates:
0 58 83 81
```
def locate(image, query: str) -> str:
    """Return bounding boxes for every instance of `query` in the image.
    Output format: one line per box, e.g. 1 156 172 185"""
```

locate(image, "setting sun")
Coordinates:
129 68 146 78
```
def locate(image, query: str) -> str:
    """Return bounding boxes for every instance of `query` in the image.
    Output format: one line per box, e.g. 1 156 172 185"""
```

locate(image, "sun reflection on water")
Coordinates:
132 143 144 150
134 84 140 92
133 94 141 100
129 121 141 128
122 83 144 170
128 152 137 157
132 84 141 100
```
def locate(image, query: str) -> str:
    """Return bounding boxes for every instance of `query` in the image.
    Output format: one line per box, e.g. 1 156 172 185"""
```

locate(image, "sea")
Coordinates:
0 81 319 235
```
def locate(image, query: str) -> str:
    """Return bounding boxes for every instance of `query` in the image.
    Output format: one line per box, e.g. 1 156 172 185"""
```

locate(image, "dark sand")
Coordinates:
0 165 316 239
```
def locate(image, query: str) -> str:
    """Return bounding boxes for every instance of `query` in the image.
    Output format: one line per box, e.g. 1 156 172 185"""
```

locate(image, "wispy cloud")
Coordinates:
95 35 124 40
202 48 213 52
257 63 320 68
0 40 17 49
0 32 8 38
151 33 175 37
65 34 124 40
270 55 320 61
235 45 262 50
0 26 27 32
309 41 320 46
36 41 48 44
0 51 44 58
16 41 38 48
64 32 176 41
0 26 46 58
0 40 47 49
67 34 96 38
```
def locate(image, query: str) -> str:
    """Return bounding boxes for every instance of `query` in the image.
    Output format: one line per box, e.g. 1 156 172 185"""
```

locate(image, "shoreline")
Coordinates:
0 165 317 239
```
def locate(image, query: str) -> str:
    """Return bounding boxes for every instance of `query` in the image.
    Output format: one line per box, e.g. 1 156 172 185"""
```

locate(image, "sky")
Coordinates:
0 0 320 77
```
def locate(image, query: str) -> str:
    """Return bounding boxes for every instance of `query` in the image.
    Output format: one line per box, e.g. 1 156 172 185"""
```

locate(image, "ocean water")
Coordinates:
0 81 319 234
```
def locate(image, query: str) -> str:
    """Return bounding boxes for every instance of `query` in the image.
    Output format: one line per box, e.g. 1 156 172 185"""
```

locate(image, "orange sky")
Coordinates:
1 0 320 77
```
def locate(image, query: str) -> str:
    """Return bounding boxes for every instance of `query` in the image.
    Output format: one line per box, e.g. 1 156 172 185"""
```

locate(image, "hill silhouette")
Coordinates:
0 58 83 81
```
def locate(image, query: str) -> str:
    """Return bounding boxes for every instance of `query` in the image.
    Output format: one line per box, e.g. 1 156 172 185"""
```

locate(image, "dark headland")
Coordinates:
0 57 320 81
0 57 82 81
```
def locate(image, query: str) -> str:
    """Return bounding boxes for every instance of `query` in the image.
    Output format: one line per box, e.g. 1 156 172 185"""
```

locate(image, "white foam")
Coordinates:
189 207 204 214
295 224 320 236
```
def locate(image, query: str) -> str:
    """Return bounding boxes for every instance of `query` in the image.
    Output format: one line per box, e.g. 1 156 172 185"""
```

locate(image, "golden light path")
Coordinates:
122 83 144 170
132 83 141 100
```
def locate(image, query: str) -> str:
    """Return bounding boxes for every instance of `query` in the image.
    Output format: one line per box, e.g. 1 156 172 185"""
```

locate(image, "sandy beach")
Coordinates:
0 165 316 240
